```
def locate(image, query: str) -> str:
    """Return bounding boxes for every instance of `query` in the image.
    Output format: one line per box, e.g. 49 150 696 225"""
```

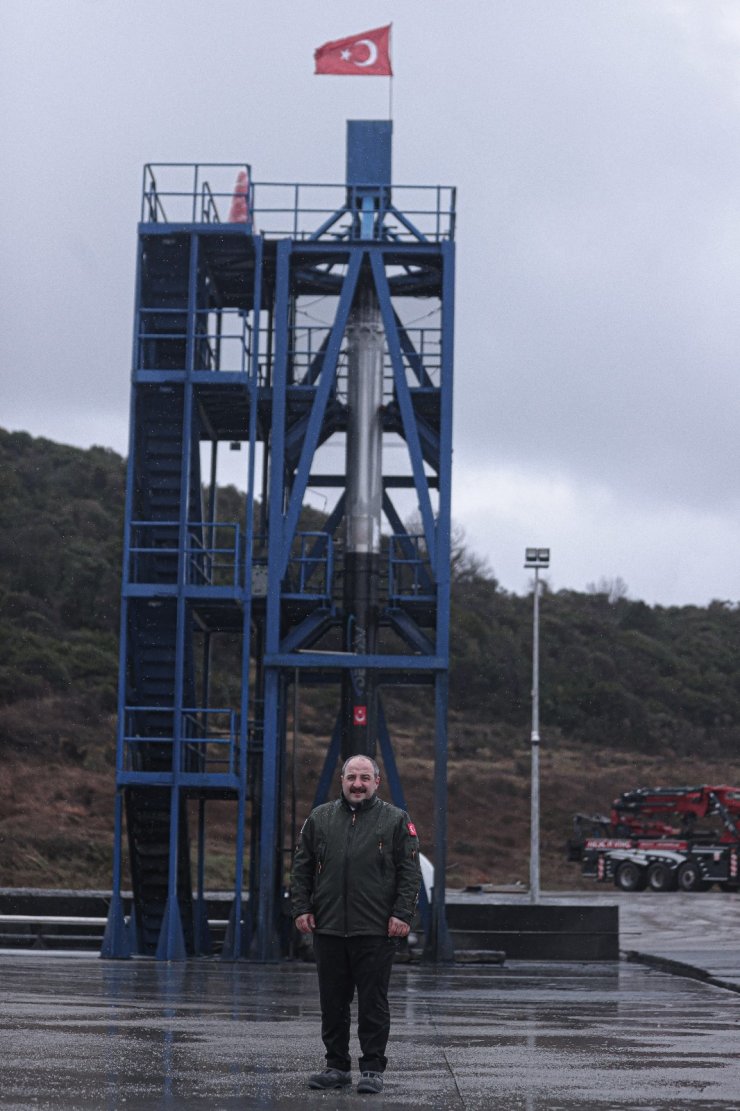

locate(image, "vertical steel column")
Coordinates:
425 673 454 961
255 238 292 961
105 246 146 958
427 239 455 961
194 799 210 954
101 790 131 958
225 234 264 960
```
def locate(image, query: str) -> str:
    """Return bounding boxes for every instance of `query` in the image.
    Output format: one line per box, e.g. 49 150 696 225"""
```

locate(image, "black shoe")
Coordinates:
357 1071 384 1094
308 1068 352 1090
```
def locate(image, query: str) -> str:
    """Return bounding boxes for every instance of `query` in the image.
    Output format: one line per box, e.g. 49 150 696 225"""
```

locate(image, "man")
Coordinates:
291 754 422 1095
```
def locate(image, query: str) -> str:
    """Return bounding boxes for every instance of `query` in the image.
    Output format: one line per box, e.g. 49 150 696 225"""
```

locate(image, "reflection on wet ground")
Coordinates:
1 953 739 1109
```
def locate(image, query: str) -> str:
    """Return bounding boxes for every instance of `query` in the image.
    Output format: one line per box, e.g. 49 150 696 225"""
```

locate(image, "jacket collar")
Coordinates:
340 793 379 814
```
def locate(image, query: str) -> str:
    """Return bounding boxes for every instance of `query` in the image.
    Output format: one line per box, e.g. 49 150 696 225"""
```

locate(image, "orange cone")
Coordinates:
228 170 250 223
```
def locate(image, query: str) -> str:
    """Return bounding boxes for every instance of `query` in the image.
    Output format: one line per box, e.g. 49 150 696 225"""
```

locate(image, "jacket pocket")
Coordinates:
315 841 327 885
377 839 396 900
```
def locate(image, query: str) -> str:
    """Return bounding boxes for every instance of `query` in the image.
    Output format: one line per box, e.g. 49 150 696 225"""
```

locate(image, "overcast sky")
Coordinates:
3 0 740 606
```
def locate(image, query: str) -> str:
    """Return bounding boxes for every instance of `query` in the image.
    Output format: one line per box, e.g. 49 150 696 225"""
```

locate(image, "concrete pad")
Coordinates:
536 888 740 992
2 952 740 1109
450 888 740 986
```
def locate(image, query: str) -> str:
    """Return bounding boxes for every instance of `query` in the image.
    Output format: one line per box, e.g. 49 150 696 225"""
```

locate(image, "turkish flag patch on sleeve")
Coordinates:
407 822 417 837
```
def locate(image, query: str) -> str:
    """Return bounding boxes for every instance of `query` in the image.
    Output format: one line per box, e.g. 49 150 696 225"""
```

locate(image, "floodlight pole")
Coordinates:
525 548 549 905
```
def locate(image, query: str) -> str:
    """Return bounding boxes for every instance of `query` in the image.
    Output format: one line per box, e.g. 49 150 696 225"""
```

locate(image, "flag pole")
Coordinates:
388 22 393 120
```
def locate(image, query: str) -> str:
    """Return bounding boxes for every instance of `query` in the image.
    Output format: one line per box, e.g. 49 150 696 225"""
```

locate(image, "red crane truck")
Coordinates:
568 785 740 892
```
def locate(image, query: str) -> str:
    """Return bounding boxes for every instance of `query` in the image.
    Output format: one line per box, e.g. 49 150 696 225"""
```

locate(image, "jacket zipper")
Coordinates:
343 809 356 936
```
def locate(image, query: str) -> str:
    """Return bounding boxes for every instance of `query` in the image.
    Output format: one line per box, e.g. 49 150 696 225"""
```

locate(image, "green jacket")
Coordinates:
291 794 422 936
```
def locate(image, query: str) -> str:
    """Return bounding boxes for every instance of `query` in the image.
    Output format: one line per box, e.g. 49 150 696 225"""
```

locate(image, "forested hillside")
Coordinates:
450 561 740 757
0 429 122 710
1 426 739 890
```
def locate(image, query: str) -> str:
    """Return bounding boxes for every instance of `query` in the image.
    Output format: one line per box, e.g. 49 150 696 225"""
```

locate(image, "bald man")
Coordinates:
291 754 421 1095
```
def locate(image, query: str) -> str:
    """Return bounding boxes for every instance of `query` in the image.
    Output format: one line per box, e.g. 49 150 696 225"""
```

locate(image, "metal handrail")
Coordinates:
140 164 455 241
288 323 441 390
135 307 252 375
140 162 254 225
388 534 435 600
128 520 241 586
284 531 334 598
123 706 239 775
200 181 220 223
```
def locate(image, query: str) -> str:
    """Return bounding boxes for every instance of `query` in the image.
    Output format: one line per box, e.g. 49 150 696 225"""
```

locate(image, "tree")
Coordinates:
586 576 629 605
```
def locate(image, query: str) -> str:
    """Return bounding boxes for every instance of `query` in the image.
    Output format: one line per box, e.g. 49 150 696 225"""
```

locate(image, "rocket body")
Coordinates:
342 277 384 759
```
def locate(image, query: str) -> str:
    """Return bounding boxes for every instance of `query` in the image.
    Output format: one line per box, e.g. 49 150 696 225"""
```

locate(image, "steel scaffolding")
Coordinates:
104 123 455 962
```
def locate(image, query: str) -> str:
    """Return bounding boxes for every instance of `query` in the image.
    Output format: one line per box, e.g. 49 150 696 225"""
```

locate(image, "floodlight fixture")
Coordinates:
524 547 550 568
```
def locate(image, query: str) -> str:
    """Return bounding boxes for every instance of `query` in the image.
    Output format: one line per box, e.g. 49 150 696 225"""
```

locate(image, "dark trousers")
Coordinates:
312 933 396 1073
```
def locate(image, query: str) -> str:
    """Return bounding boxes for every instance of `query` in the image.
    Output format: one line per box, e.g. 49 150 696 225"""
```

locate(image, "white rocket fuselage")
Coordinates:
345 281 384 556
342 278 384 758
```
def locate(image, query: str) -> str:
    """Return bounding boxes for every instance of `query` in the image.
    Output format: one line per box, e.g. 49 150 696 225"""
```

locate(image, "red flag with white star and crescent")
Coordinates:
314 24 392 76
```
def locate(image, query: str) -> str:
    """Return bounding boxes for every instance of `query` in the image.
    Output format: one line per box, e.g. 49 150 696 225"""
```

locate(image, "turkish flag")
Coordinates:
353 705 368 726
314 25 392 76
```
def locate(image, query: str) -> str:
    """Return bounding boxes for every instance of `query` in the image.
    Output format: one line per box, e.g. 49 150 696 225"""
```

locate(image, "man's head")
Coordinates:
341 755 381 806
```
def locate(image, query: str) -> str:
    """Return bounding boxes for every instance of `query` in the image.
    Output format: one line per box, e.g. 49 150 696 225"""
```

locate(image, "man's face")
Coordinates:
341 757 380 805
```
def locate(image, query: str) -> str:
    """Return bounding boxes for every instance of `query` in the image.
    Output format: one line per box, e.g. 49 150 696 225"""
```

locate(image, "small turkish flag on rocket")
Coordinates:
314 25 392 76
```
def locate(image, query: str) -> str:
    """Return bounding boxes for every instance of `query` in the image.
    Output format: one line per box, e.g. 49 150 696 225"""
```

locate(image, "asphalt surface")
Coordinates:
1 892 739 1110
571 887 740 991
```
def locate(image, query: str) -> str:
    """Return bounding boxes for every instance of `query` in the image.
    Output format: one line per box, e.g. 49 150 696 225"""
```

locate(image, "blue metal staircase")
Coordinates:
105 168 260 958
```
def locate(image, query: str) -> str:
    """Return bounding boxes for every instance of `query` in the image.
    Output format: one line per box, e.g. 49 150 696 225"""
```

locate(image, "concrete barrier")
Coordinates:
446 901 619 960
0 890 619 960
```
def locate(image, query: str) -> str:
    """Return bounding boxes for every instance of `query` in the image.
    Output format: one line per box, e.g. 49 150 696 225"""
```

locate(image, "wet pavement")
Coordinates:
451 888 740 990
2 893 740 1110
557 888 740 991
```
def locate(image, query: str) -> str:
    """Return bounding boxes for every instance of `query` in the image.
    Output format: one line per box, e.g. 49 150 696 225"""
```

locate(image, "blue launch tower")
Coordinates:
104 121 456 962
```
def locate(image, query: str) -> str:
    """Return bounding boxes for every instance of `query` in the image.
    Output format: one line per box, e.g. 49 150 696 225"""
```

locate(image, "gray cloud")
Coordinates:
3 0 740 603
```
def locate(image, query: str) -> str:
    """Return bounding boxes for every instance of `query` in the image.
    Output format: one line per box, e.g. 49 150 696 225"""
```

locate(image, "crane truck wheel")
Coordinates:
615 860 647 892
676 861 710 892
647 862 678 892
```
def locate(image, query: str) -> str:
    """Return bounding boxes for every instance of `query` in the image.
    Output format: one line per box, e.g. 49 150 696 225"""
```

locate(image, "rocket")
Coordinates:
341 274 384 760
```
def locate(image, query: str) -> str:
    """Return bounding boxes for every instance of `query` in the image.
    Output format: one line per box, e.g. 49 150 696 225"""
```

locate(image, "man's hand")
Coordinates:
387 916 410 938
295 913 316 934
